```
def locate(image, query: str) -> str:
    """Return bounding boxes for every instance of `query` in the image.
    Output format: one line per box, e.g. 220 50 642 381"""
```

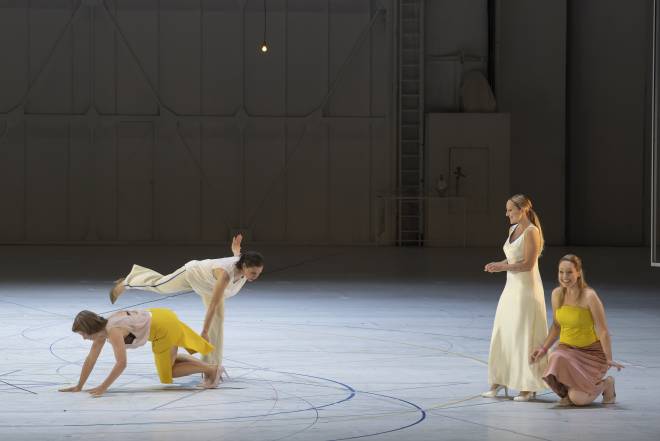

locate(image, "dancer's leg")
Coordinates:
169 347 216 379
124 264 192 294
567 387 601 406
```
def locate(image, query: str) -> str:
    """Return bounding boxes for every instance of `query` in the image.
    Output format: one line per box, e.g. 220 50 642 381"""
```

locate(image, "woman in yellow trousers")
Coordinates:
59 308 221 397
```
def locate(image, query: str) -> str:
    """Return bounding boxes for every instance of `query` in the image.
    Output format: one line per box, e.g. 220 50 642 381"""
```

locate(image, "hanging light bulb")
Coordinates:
260 0 268 54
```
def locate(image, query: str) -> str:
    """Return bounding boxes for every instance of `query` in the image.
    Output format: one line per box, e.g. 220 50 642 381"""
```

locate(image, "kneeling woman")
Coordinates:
59 308 221 397
530 255 624 406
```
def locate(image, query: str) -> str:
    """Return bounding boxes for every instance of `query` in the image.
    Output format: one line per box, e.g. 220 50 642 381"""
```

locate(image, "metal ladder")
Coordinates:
397 0 425 246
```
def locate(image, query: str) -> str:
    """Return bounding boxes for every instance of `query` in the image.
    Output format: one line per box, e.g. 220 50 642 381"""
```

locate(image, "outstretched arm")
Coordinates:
87 329 127 397
530 289 561 363
231 234 243 257
589 290 624 371
59 337 106 392
201 270 230 342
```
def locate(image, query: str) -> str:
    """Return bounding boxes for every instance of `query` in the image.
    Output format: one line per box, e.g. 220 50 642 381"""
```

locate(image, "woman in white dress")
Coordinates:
108 235 263 377
482 194 549 401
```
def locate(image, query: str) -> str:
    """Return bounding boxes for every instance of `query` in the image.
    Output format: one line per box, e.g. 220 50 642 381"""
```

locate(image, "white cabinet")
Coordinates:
425 113 511 246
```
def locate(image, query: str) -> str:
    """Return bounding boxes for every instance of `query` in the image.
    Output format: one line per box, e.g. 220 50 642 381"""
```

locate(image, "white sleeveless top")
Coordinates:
184 256 247 299
504 224 538 267
106 310 152 349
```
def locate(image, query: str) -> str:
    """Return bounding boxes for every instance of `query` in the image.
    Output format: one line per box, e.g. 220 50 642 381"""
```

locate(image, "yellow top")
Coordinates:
556 305 599 347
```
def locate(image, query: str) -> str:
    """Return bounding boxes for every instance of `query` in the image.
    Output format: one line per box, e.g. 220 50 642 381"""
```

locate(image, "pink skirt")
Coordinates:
543 341 608 397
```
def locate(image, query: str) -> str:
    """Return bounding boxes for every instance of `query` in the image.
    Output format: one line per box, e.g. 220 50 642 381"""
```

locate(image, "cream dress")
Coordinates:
487 224 548 391
122 256 246 365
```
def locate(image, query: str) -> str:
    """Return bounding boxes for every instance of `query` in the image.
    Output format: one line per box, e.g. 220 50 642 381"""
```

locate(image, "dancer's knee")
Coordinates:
568 389 594 406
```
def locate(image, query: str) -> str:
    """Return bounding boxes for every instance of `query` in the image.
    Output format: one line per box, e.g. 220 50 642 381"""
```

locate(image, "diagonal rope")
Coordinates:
99 1 236 231
12 2 85 114
99 1 172 113
0 2 85 148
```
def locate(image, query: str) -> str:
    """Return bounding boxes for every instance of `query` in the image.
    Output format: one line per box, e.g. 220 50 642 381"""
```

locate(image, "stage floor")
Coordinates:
0 245 658 441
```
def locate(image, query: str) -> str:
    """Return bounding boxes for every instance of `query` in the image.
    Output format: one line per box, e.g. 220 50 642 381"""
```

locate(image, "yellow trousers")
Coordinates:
147 308 214 384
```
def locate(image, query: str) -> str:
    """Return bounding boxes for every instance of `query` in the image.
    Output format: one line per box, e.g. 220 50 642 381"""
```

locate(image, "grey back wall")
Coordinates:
567 0 651 246
0 0 394 244
0 0 653 246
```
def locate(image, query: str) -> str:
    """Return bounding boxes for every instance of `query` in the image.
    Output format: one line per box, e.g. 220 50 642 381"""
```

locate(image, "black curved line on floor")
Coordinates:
326 390 426 441
0 371 364 430
230 370 284 439
262 380 320 441
261 370 357 410
38 300 422 438
21 345 358 428
17 343 424 440
49 336 79 365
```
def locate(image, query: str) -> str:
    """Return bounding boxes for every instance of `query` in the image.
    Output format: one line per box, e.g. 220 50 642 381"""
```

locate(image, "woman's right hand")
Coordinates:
59 385 82 392
529 347 546 364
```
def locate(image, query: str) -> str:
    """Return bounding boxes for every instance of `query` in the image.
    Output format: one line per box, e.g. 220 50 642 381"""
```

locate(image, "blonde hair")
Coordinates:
72 310 107 335
557 254 589 307
509 194 544 250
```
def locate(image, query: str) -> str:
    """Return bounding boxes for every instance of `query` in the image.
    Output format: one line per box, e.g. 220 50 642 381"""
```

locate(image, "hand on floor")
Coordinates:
87 385 107 397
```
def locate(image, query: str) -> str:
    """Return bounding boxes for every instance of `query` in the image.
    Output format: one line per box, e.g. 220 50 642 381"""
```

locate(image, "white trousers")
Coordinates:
124 264 226 366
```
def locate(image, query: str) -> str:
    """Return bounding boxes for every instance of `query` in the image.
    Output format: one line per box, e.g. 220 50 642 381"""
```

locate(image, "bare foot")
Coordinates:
202 365 220 389
602 376 616 404
109 278 126 304
558 396 572 406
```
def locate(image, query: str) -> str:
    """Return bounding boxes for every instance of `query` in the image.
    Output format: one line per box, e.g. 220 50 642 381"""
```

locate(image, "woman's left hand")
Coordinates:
87 385 107 397
607 360 625 371
231 234 243 256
